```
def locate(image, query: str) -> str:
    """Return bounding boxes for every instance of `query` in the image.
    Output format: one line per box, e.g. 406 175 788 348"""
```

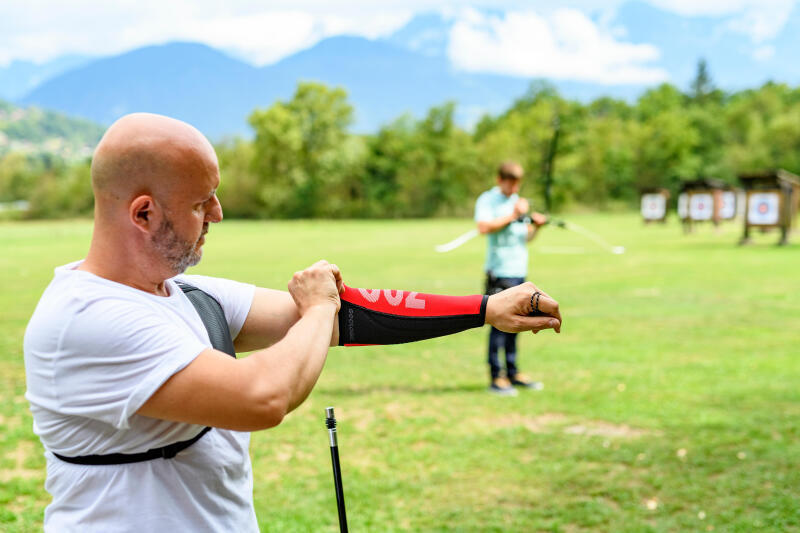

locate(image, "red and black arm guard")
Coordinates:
337 285 488 346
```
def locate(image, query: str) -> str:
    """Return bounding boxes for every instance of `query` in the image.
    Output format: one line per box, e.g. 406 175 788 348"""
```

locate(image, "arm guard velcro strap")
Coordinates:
338 285 488 346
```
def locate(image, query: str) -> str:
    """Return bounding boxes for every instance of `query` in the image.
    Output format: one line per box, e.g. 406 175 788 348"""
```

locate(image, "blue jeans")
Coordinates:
485 276 525 380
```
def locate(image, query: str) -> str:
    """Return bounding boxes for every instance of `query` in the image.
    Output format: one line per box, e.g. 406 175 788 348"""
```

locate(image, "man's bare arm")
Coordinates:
137 261 340 431
137 266 559 431
477 213 518 234
233 288 339 352
477 198 530 234
234 262 344 351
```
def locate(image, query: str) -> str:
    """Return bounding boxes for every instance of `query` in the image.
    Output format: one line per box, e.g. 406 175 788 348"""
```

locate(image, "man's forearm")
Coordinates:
249 304 336 419
477 213 516 234
337 285 487 346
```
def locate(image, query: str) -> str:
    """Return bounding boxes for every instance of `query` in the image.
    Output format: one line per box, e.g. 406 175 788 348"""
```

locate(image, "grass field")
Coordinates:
1 214 799 532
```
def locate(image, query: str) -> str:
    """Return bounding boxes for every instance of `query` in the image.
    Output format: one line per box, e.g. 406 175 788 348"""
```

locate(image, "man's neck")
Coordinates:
80 240 171 296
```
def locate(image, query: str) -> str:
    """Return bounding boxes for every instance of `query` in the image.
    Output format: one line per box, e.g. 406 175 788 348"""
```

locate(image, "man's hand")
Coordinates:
513 198 530 218
485 282 561 334
288 260 342 315
531 212 548 227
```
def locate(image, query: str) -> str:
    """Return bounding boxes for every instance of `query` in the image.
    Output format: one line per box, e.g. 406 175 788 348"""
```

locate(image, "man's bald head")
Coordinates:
91 113 218 206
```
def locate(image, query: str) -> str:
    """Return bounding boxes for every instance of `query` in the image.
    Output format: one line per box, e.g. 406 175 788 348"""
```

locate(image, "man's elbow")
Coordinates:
241 383 291 431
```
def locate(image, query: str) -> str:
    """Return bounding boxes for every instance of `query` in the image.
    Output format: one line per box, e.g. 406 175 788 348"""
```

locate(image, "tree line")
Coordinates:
3 63 800 219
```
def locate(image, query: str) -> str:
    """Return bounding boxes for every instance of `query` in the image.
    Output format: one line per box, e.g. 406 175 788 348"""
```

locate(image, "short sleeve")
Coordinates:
174 275 255 340
474 193 495 222
54 298 207 430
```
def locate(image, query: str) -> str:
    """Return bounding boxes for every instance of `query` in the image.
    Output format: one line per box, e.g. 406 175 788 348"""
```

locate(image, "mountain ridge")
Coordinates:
12 4 800 139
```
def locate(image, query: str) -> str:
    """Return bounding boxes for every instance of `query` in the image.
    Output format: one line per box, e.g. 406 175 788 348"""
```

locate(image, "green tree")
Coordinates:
0 152 38 201
690 58 714 102
25 158 93 218
215 138 261 218
362 103 481 217
396 102 480 217
248 82 354 218
358 115 417 217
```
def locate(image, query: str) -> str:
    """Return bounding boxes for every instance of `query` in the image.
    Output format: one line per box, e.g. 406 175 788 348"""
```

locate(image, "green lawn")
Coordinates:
1 214 799 532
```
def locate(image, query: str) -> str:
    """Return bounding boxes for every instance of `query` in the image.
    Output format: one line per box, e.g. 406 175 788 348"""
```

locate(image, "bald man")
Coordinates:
24 113 561 532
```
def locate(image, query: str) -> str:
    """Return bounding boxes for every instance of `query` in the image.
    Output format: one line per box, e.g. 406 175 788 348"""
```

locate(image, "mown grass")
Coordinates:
1 214 798 532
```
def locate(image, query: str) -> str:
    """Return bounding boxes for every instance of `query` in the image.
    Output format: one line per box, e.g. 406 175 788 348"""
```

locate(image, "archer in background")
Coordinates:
475 161 548 396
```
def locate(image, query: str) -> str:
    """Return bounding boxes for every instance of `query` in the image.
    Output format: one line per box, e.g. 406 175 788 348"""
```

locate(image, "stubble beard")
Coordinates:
151 216 206 275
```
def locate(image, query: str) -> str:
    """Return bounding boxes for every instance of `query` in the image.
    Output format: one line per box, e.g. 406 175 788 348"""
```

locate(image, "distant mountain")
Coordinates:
0 55 93 100
265 35 531 131
0 99 104 158
14 3 800 139
20 43 266 140
19 39 533 139
14 39 508 138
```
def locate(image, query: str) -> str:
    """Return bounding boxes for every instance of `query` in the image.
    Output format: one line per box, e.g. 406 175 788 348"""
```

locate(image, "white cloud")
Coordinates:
647 0 795 42
447 8 668 85
752 45 776 61
0 0 796 71
0 1 413 66
726 2 795 43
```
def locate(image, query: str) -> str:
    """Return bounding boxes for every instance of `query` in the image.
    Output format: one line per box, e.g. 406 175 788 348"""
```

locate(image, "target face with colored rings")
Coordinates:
689 193 713 220
747 192 780 225
641 194 666 219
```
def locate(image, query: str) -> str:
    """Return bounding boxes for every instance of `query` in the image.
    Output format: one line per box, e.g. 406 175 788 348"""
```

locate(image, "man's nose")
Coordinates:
207 195 223 222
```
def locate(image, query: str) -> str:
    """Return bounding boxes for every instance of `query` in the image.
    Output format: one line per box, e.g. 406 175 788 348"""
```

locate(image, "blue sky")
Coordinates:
1 0 797 87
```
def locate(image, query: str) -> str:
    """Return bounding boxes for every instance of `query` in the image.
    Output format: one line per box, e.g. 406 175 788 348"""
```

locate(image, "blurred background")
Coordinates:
2 0 800 219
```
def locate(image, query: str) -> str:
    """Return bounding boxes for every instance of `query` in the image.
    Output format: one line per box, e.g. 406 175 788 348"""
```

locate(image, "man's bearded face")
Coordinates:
151 215 207 274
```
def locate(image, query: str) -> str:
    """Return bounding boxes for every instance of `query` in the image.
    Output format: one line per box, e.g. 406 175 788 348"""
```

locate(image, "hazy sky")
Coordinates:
1 0 796 84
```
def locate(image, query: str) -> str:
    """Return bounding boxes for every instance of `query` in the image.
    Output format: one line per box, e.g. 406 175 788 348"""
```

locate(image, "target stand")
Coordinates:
677 178 735 233
738 169 800 246
640 188 670 224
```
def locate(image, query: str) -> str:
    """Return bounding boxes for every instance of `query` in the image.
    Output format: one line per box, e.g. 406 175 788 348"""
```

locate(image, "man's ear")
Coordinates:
129 195 159 233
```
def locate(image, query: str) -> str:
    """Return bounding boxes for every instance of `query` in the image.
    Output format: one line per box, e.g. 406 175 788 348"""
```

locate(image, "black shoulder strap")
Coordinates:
53 281 236 465
176 281 237 357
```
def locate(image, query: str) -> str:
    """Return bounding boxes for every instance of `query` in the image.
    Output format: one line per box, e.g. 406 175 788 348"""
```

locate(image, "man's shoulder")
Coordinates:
475 188 499 205
172 274 255 333
172 274 251 302
25 272 161 356
33 276 154 325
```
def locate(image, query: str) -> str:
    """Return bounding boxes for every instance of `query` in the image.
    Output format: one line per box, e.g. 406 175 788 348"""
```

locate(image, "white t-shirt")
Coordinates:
24 261 258 532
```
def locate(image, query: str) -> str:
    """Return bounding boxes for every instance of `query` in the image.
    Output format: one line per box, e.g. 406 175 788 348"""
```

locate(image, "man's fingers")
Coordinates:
534 294 561 323
516 316 560 334
521 283 560 324
330 263 345 294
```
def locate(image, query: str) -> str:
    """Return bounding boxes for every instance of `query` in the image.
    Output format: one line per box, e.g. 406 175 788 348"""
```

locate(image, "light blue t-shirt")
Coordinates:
474 186 529 277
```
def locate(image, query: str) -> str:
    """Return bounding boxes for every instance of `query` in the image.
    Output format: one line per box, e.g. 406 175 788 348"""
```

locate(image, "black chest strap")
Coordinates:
53 281 235 465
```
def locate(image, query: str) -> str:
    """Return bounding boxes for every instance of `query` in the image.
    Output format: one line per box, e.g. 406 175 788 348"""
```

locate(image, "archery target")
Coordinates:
719 191 737 219
641 193 666 220
677 193 689 219
689 193 713 220
747 192 780 225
